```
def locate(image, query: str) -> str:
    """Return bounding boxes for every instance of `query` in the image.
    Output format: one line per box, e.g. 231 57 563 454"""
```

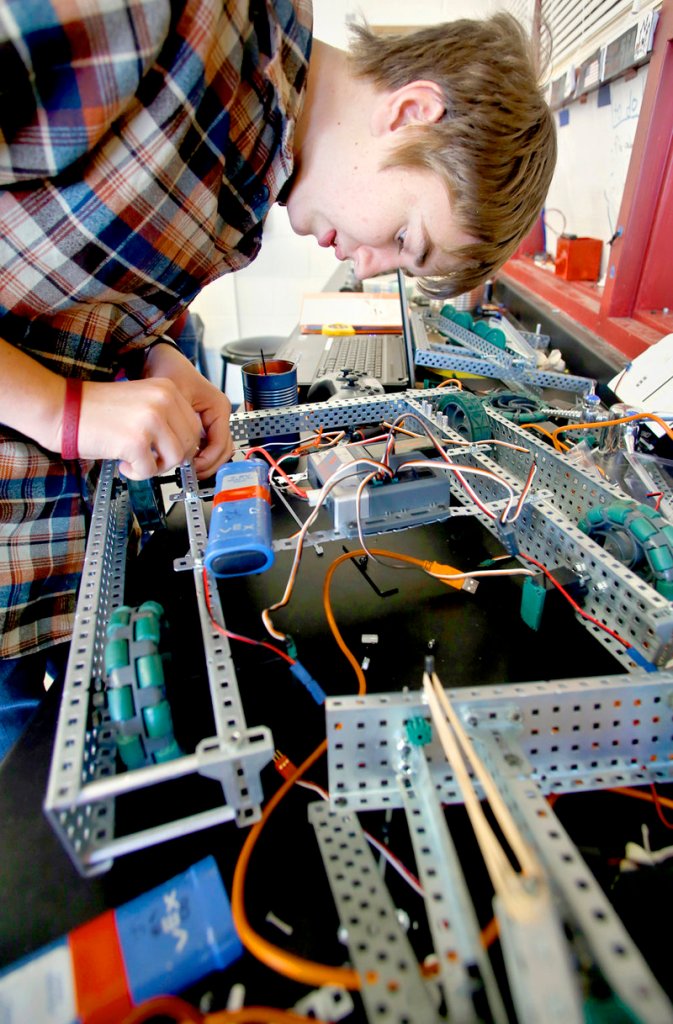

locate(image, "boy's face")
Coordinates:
285 143 476 282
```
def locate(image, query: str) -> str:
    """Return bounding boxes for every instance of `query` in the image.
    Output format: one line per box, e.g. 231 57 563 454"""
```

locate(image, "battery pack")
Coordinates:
204 459 274 577
0 856 241 1024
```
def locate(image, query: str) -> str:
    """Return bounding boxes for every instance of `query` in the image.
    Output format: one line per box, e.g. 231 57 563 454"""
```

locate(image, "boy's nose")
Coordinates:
352 245 398 280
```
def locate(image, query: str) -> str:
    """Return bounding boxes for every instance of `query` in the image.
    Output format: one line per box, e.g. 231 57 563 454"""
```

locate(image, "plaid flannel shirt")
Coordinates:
0 0 312 658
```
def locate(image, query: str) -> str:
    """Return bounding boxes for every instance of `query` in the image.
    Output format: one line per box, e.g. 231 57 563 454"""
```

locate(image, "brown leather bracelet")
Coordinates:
61 378 83 460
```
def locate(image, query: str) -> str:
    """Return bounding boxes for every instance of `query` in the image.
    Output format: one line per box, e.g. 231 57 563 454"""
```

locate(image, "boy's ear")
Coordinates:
371 81 445 134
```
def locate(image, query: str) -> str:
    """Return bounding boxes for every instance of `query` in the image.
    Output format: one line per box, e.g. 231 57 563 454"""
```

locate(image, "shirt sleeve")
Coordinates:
0 0 172 185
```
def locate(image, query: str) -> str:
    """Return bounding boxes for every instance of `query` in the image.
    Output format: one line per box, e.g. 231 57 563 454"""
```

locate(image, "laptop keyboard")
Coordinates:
316 335 384 379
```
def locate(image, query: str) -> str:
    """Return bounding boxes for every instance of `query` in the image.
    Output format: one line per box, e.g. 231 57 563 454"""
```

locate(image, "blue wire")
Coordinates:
1 700 40 713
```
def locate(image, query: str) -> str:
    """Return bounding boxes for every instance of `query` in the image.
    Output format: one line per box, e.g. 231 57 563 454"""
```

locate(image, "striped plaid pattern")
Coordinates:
0 0 312 657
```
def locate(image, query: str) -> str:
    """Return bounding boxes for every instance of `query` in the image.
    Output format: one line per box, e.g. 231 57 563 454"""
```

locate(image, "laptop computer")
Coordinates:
274 280 411 389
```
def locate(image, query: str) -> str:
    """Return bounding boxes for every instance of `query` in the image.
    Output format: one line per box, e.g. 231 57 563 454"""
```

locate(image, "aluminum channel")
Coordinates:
44 460 128 874
308 801 438 1024
475 728 673 1023
325 673 673 813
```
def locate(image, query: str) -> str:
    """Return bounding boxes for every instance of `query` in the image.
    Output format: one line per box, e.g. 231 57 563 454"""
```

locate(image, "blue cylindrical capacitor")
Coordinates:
204 459 274 577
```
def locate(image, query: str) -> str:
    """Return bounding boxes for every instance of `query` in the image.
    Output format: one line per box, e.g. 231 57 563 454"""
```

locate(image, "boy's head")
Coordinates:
347 13 557 296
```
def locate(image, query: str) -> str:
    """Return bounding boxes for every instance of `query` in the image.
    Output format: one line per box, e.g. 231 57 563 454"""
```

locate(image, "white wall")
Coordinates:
193 0 500 396
543 65 648 282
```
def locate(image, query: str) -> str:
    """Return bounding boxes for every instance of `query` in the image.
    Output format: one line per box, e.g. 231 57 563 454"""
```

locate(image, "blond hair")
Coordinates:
348 14 557 297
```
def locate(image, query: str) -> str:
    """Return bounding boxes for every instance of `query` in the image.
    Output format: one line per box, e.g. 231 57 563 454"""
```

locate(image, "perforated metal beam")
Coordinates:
308 801 439 1024
325 673 673 812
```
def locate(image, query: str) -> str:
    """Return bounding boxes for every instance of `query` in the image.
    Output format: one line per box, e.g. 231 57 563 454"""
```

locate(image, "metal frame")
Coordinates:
43 388 673 1019
324 675 673 1023
411 309 596 395
46 388 673 873
44 460 273 877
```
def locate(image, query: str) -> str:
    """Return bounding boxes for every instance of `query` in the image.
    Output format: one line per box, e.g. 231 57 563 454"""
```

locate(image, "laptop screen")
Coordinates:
396 269 416 388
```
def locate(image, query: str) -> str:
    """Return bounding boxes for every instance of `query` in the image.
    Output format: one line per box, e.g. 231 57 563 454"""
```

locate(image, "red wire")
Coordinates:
518 553 632 648
243 446 307 498
649 782 673 830
202 569 296 665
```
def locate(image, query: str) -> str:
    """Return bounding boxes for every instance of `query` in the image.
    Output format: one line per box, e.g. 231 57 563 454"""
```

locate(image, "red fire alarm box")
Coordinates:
555 236 603 282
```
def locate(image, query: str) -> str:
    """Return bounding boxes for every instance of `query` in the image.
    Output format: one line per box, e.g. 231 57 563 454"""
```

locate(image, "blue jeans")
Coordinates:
0 645 69 761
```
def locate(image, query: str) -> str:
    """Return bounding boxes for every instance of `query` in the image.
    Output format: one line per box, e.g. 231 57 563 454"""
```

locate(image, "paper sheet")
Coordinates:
608 333 673 436
300 292 402 333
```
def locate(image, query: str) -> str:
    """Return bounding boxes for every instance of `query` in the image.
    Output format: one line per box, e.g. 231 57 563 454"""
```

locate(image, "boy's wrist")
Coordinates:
142 335 185 378
60 378 83 460
144 335 181 357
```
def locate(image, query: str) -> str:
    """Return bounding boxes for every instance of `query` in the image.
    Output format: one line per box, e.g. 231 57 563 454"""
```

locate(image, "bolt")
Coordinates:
466 714 479 728
337 926 349 944
395 908 411 932
504 753 521 767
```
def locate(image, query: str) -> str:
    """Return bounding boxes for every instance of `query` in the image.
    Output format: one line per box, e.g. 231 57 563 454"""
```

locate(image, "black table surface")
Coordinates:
2 469 672 1017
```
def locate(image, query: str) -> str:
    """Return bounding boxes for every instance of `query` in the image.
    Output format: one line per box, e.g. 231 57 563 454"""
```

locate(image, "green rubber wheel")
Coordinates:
579 501 673 597
135 611 161 644
437 391 491 442
154 738 183 763
485 391 548 424
106 606 132 637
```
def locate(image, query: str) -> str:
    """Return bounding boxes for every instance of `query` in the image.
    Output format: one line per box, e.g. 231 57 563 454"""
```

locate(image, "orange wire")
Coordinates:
121 997 329 1024
230 738 360 990
231 547 477 990
519 422 570 451
230 552 372 991
207 1008 331 1024
480 917 499 948
552 412 673 451
121 995 203 1023
609 786 673 812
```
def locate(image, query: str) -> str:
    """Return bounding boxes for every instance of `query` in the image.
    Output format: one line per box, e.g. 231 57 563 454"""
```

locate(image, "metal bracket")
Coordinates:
308 801 439 1024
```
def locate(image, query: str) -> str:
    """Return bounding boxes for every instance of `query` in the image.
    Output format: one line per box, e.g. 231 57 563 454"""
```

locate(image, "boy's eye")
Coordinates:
396 229 407 253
